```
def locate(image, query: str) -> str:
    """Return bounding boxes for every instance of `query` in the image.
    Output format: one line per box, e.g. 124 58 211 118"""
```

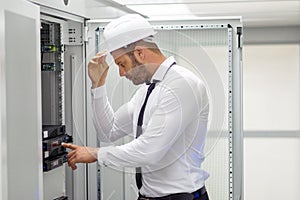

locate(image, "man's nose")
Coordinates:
119 67 126 77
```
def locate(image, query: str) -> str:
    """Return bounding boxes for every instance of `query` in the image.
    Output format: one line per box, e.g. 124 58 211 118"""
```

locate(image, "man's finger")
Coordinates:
69 161 77 170
68 156 77 167
96 54 107 64
89 59 98 65
91 54 105 63
96 50 107 57
61 142 77 150
67 149 76 159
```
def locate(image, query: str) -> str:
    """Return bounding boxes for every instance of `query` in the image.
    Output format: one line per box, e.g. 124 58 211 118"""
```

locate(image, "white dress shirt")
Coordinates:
91 56 210 197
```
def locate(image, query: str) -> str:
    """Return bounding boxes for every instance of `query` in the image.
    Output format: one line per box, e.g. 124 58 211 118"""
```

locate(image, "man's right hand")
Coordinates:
88 51 109 88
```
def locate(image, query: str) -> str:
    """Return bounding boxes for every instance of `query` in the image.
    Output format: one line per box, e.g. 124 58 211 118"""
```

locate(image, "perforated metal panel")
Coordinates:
153 24 230 200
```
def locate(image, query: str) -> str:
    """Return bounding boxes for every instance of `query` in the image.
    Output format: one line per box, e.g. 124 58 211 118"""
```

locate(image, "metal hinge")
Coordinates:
84 25 89 42
237 27 243 49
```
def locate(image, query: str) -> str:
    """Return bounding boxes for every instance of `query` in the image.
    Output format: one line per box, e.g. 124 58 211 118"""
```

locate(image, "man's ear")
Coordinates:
133 46 145 63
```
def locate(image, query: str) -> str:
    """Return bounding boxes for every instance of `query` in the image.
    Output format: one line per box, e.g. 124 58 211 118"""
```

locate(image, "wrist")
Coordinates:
92 81 105 89
94 148 99 161
97 80 105 87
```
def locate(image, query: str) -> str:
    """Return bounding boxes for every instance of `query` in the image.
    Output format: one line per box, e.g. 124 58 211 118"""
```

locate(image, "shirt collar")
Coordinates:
149 56 176 84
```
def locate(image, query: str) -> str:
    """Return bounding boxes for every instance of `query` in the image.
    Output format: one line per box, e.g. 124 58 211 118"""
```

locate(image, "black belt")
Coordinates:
192 186 207 198
139 185 207 200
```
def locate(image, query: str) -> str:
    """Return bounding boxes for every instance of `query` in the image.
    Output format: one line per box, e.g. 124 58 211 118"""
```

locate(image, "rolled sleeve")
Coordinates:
91 86 107 99
98 146 131 167
97 147 110 167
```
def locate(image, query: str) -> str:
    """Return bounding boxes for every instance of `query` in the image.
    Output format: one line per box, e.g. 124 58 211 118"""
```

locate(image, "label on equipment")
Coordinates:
52 160 59 167
43 131 48 138
44 151 49 158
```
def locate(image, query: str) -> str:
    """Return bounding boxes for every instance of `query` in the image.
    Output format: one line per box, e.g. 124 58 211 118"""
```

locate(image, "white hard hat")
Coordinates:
103 14 157 53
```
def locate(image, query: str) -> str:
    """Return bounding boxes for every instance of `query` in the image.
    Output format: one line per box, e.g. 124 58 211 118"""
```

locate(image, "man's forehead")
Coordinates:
111 48 127 59
111 49 125 60
111 49 132 63
111 48 135 60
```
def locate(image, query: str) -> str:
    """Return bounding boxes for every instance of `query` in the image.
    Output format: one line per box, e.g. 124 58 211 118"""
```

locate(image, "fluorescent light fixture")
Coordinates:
111 0 197 18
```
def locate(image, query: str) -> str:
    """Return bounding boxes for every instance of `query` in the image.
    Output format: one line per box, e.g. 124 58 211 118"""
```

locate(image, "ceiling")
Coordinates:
86 0 300 27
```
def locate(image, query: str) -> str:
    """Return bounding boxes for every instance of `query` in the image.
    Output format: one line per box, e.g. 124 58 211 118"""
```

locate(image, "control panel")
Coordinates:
42 125 72 171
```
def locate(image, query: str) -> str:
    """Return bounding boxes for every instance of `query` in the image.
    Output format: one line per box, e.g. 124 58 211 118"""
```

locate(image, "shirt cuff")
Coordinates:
97 146 114 167
91 86 107 99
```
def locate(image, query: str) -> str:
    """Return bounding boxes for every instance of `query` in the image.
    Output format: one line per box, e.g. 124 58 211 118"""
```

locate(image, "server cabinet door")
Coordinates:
0 0 42 200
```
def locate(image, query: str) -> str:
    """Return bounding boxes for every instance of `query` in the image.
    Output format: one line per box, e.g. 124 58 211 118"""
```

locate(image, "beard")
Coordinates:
125 55 151 85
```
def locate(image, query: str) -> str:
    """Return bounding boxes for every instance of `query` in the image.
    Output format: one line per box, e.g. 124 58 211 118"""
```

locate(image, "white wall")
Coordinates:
243 43 300 200
244 44 299 131
244 137 300 200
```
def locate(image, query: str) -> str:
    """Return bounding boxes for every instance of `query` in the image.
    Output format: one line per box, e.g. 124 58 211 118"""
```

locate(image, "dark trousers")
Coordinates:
138 186 209 200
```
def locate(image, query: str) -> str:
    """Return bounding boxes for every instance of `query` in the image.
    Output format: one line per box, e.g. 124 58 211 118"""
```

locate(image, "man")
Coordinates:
63 14 210 200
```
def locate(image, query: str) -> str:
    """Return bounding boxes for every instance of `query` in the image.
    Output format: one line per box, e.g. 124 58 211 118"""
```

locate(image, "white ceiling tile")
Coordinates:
89 0 300 27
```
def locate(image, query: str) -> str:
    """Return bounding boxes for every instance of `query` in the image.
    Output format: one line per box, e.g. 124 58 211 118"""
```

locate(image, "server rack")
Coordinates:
40 13 87 200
